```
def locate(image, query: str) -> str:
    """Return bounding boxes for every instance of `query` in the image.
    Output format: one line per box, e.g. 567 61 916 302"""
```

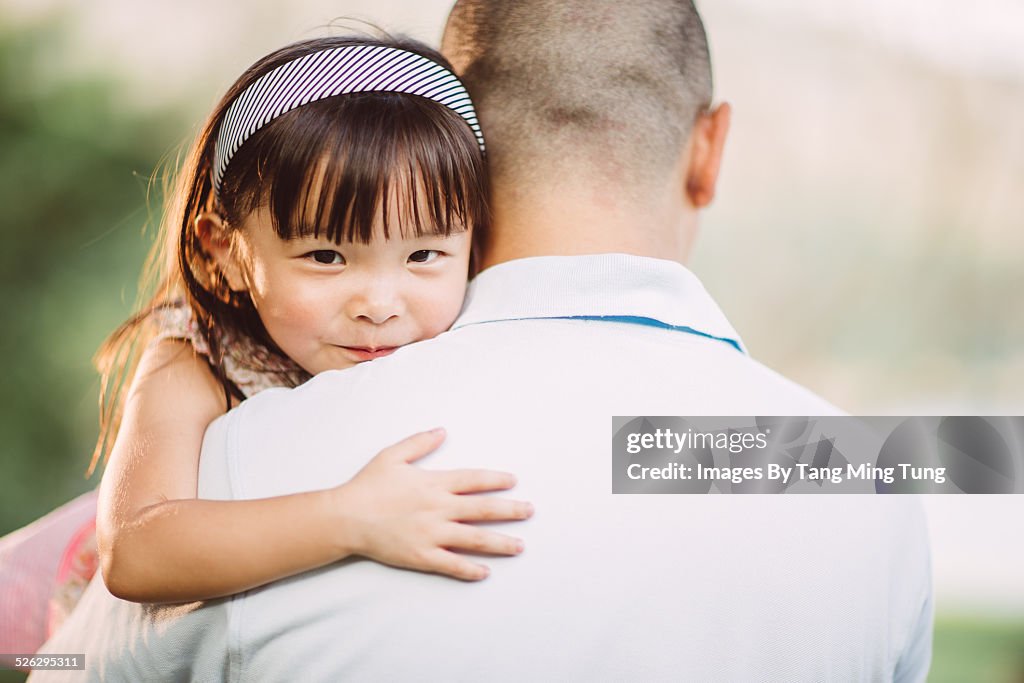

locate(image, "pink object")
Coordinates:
47 515 98 637
0 489 98 667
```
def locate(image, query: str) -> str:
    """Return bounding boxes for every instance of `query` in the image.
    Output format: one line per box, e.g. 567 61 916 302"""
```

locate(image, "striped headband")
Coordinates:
212 45 486 196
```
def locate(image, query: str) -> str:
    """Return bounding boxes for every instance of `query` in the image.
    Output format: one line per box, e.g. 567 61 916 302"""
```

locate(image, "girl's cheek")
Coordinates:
425 279 469 334
270 288 327 328
247 267 317 327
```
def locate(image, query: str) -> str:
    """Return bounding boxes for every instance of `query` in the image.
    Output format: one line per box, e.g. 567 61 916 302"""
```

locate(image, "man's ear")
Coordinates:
684 102 731 209
195 212 246 291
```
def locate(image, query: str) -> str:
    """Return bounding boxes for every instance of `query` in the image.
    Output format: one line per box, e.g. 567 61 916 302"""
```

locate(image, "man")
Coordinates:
36 1 931 680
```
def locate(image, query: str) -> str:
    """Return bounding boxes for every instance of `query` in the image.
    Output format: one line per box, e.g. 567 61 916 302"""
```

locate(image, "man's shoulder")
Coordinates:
225 319 846 421
730 351 847 415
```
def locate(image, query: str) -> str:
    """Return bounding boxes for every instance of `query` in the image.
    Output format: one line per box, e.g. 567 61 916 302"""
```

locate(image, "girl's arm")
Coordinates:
97 339 533 604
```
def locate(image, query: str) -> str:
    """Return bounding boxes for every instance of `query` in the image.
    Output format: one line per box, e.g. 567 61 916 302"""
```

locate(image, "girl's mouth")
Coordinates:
337 345 399 361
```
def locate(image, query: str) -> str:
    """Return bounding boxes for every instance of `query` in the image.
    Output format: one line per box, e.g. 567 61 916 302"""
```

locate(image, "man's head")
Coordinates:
442 1 726 225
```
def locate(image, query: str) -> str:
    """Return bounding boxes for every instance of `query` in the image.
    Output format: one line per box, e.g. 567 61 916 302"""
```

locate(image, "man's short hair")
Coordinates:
442 0 713 195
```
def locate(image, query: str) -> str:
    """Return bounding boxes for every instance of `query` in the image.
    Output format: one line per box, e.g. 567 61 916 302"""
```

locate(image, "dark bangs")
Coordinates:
218 92 488 244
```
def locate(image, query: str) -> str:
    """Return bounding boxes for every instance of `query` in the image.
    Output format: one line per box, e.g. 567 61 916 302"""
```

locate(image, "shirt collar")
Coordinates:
452 254 747 354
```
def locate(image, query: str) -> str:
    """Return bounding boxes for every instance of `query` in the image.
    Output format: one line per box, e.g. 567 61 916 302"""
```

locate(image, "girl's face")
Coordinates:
221 206 472 375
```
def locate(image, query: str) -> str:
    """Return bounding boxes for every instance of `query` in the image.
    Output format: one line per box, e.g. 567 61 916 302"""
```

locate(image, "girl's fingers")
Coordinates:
375 428 447 464
441 525 525 557
453 496 534 522
439 468 517 493
420 548 490 582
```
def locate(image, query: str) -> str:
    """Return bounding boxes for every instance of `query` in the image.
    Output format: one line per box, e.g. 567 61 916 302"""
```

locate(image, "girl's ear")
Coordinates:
195 212 246 291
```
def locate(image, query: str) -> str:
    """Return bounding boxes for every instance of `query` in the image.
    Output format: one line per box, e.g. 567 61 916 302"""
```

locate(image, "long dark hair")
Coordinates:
89 35 489 476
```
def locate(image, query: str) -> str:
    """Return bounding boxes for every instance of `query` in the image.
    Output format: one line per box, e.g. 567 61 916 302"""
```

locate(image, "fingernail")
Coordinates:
514 539 525 553
478 566 490 579
429 427 446 435
523 503 534 517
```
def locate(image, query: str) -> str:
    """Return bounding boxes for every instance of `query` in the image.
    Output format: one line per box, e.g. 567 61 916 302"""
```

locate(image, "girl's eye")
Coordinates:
409 250 441 264
308 250 345 265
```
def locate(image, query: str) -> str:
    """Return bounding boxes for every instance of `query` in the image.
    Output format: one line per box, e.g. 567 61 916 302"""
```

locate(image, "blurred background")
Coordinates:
0 0 1021 680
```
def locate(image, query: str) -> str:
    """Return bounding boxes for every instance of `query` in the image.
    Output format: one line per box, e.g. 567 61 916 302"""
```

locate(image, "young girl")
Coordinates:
38 33 532 631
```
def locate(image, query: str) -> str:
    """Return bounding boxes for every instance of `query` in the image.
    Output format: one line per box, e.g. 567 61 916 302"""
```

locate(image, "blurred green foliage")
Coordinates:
0 16 183 534
930 616 1024 683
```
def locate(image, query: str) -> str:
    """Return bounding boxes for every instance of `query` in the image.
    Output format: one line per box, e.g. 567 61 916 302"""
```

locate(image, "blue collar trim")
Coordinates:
550 315 745 354
455 314 745 355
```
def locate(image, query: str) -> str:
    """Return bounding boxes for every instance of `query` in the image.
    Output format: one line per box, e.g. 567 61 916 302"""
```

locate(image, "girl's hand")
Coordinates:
330 428 533 581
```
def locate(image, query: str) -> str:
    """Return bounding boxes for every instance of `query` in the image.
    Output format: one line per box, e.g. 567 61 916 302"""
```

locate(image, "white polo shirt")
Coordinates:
36 255 932 682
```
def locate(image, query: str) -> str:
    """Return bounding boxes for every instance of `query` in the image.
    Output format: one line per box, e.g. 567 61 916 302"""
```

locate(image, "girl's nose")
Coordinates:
347 280 402 324
354 305 398 325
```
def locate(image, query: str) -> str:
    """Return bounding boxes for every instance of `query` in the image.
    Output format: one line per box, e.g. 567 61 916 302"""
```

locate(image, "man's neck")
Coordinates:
479 184 698 271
